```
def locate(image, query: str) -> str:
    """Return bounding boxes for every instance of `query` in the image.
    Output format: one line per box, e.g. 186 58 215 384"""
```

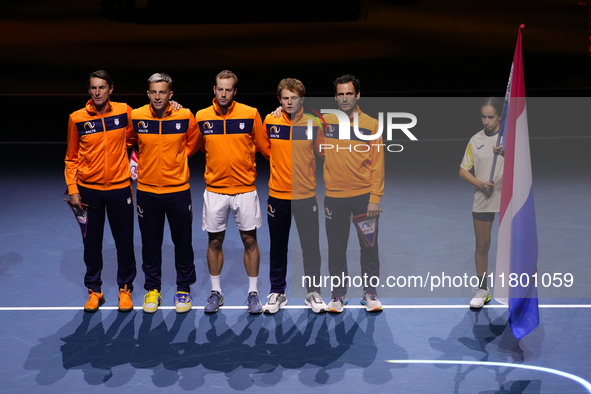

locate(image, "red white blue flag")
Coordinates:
494 24 539 340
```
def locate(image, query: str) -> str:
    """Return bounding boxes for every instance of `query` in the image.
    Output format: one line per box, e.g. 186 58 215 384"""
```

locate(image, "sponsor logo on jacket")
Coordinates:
269 125 281 138
203 121 214 134
83 122 97 133
137 121 149 133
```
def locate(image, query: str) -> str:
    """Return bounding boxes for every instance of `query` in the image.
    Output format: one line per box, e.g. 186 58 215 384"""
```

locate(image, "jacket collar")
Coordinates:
149 103 173 119
281 106 304 124
213 98 236 117
347 105 362 121
85 99 112 116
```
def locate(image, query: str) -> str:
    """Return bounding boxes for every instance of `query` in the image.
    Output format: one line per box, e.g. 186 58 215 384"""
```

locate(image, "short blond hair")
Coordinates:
277 78 305 97
215 70 237 88
147 72 172 90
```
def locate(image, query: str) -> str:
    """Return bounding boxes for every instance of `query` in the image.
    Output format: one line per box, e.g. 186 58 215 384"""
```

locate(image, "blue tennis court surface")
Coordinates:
1 141 589 393
2 306 591 393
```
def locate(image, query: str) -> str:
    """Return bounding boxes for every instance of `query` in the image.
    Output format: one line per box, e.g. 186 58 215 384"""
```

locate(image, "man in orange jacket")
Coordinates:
194 70 271 314
319 74 385 313
65 70 137 313
261 78 326 314
130 73 199 314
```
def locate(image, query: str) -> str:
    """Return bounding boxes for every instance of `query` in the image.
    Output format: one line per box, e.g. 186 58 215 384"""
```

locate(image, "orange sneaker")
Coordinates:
118 285 133 312
84 289 105 313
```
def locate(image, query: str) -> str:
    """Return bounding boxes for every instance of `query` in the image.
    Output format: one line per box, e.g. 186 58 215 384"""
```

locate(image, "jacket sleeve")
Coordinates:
185 113 199 158
64 116 80 195
369 123 385 204
125 105 137 148
260 116 271 161
252 110 270 160
193 112 206 153
314 124 326 159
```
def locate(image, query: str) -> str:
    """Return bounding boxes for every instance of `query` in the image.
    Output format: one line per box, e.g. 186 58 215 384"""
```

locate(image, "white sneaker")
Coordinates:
469 288 491 309
305 291 328 313
361 291 383 312
263 292 288 314
327 296 348 313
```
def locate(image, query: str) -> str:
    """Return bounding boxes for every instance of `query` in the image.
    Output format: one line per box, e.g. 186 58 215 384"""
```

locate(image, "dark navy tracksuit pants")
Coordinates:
267 195 322 294
136 189 196 292
324 193 380 297
78 185 137 293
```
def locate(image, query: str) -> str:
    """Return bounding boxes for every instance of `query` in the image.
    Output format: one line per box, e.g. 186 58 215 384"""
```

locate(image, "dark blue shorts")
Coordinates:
472 212 495 222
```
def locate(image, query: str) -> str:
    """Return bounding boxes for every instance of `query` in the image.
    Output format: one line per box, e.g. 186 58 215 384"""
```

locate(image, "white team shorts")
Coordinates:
202 189 262 232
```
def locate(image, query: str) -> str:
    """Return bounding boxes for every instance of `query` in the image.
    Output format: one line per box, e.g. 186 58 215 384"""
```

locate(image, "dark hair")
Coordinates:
88 70 113 88
480 97 503 117
333 74 360 95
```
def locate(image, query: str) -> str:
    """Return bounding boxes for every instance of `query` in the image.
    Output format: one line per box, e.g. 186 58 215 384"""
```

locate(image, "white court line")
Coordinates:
1 304 590 311
386 360 591 393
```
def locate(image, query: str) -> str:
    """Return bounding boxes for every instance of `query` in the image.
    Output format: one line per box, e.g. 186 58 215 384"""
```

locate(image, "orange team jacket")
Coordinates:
130 104 198 194
318 106 385 204
263 107 321 200
65 100 136 195
194 99 270 195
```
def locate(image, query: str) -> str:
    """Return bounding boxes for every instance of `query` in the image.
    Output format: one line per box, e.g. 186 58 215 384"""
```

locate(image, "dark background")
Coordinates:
1 0 589 172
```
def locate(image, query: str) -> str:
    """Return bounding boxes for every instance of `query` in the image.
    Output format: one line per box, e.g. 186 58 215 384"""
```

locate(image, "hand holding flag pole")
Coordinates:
488 76 511 183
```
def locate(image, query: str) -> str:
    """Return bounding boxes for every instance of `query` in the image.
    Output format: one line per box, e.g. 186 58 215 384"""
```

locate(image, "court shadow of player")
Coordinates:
301 310 405 387
429 308 544 393
242 309 320 385
199 313 263 390
161 313 211 391
130 310 190 387
23 310 135 386
23 311 90 385
59 310 137 386
184 309 328 387
479 379 542 394
176 308 403 390
166 312 267 390
171 310 323 390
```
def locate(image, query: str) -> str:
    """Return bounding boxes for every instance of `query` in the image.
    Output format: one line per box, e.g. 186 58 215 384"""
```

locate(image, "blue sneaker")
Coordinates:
247 291 263 314
174 291 192 313
204 290 223 313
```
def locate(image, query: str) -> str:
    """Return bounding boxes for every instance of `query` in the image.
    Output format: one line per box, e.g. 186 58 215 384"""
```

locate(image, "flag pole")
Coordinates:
488 69 512 183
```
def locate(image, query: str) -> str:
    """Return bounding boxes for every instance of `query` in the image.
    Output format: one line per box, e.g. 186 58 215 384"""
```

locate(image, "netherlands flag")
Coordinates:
494 24 540 340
